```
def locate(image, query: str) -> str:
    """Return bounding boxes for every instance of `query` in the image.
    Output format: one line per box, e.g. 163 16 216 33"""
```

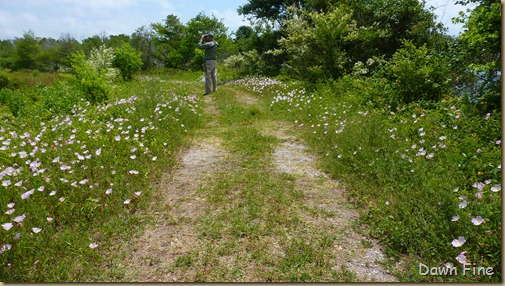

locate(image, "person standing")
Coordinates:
198 34 218 95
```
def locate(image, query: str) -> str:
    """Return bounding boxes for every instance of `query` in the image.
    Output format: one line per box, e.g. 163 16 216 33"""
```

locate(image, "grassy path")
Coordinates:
115 82 398 282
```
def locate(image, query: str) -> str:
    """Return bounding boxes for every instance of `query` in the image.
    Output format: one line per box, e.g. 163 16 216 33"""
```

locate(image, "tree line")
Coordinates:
0 0 500 112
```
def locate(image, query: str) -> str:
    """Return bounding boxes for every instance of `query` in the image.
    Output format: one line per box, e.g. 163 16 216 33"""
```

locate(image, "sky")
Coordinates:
0 0 472 41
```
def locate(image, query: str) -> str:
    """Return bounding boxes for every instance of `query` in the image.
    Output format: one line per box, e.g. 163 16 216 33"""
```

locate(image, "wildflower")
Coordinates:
471 216 485 226
451 236 466 247
95 148 102 156
135 192 142 196
2 180 11 187
124 199 131 204
452 187 459 193
37 186 44 192
475 191 483 200
49 191 56 196
47 217 53 222
58 197 65 202
451 215 460 222
2 223 13 231
152 156 158 161
426 153 434 159
33 260 40 266
472 182 485 191
490 184 501 192
21 189 35 200
79 179 89 185
444 262 454 269
13 214 26 223
456 252 467 264
105 188 112 195
89 242 98 249
130 155 136 159
5 209 15 215
129 170 139 175
439 136 447 140
458 200 468 209
496 140 501 145
32 228 42 233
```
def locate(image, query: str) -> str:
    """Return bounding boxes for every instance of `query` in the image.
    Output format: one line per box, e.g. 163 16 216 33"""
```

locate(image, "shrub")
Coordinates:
70 46 119 104
112 43 143 81
376 40 452 108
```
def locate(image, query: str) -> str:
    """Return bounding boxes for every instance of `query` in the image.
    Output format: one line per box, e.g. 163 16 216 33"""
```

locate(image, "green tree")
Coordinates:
14 31 42 70
112 43 143 81
151 14 186 68
454 0 501 112
277 6 353 80
131 26 156 70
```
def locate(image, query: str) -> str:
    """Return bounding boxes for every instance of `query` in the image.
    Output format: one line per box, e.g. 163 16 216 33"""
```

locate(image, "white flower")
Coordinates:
456 252 467 264
2 223 13 231
32 227 42 233
13 214 26 223
451 236 466 247
124 199 131 204
451 215 460 222
458 200 468 209
471 216 485 226
89 242 98 249
491 184 501 192
95 148 102 156
129 170 139 175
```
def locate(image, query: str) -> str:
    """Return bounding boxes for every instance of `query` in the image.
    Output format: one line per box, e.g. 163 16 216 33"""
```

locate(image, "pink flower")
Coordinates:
2 223 13 231
451 236 466 247
491 184 501 192
13 214 26 223
471 216 485 226
456 252 467 264
21 189 35 200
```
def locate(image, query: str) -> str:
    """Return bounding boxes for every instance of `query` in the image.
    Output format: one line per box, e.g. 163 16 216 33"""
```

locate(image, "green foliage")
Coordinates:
0 74 203 281
453 0 501 113
374 40 451 107
232 76 502 282
277 6 352 80
70 46 118 104
0 88 27 117
112 43 143 81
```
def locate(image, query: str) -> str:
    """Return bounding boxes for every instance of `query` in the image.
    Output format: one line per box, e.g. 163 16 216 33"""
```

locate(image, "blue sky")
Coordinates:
0 0 470 40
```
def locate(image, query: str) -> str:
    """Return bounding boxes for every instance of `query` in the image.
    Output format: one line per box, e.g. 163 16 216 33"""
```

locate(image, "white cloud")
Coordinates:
209 8 248 33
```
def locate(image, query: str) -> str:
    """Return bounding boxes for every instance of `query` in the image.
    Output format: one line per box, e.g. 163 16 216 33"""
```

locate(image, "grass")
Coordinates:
161 86 356 282
0 72 204 281
227 76 502 282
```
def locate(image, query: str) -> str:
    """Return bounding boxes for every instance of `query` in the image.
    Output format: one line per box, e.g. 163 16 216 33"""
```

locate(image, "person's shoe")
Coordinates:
203 92 211 96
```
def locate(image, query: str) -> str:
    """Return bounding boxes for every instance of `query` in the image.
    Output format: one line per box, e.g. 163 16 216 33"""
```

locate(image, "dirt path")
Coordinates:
118 84 398 282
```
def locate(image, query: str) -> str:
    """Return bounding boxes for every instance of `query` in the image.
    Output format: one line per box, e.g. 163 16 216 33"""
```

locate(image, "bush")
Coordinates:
0 88 27 117
70 46 118 104
112 43 143 81
375 40 452 108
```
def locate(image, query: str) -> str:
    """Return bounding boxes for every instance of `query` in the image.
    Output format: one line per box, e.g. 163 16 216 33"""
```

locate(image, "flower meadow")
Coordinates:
227 77 502 282
0 75 203 281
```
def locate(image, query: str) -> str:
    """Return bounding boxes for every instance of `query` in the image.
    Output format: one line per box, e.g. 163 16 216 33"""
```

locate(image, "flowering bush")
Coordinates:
70 45 119 104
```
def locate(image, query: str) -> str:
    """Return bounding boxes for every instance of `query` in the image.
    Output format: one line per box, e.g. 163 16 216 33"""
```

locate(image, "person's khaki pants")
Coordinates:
204 60 217 94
